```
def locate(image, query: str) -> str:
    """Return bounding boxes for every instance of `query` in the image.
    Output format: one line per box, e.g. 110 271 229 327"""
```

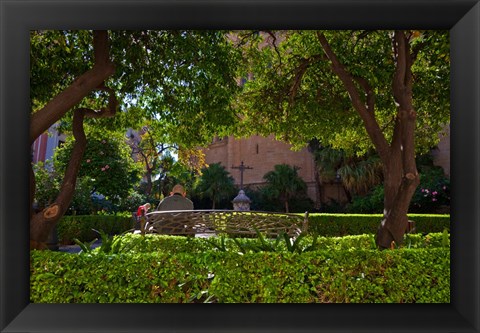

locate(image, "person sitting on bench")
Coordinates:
157 184 194 211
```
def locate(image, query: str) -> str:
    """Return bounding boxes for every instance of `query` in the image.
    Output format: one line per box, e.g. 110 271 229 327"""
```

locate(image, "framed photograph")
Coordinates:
1 0 479 332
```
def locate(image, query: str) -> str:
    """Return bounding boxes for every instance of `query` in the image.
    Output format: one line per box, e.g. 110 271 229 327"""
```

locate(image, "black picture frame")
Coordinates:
1 0 479 332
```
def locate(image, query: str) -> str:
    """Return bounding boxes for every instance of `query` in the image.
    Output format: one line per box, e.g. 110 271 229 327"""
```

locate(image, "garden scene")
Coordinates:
30 30 450 303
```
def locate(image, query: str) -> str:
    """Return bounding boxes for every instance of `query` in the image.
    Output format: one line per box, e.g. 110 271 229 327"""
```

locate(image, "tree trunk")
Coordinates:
375 31 420 249
30 31 116 250
313 166 323 210
317 31 420 249
30 110 87 249
144 170 153 195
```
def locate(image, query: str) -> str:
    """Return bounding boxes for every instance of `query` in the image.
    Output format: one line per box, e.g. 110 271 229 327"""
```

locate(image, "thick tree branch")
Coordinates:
289 55 324 105
317 32 390 162
352 76 375 115
392 31 417 176
93 31 110 66
393 31 409 104
30 30 115 144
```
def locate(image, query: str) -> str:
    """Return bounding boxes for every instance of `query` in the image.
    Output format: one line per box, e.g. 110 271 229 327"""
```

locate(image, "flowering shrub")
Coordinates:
54 134 142 206
410 167 450 213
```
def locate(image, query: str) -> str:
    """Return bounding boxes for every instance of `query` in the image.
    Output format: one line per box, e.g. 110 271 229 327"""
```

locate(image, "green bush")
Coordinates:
56 214 134 245
112 232 448 255
307 213 450 236
410 163 450 213
31 247 450 303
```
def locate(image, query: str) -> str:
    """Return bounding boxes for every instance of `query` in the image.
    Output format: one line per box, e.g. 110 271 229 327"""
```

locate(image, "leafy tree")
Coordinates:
262 164 308 213
195 163 236 209
29 30 240 249
235 30 449 248
68 176 98 215
54 132 141 206
126 126 177 196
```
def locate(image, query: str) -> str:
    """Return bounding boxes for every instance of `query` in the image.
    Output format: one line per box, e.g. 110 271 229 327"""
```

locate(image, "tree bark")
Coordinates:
30 110 87 249
30 31 117 250
376 31 420 248
144 171 153 195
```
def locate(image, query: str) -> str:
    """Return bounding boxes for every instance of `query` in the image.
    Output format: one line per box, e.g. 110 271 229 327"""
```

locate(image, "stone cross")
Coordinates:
231 161 253 189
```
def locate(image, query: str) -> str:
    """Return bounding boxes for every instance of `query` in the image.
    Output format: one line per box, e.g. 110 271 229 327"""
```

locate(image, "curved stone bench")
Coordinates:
144 210 309 238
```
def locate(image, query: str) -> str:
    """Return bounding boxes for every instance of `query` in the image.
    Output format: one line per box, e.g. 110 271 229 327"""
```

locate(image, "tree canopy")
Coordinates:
235 30 449 156
30 30 242 148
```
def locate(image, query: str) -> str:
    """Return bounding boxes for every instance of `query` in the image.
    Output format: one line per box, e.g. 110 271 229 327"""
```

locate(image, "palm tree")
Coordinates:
310 143 383 201
263 164 307 213
196 163 236 209
337 155 383 196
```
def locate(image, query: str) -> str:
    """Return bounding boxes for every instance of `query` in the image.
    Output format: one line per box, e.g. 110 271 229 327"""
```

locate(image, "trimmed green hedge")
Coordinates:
56 214 134 244
31 247 450 303
111 232 449 254
54 213 449 244
307 214 450 236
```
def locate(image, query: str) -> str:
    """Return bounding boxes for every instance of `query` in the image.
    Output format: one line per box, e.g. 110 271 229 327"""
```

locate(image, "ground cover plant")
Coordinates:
31 231 450 303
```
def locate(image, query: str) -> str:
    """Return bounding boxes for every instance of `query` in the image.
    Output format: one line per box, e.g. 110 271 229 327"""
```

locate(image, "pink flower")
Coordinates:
105 165 110 169
421 189 425 193
86 159 91 163
432 191 438 196
432 198 437 202
101 167 106 171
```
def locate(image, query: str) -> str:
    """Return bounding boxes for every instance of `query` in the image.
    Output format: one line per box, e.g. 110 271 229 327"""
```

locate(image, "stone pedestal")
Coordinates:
232 190 251 211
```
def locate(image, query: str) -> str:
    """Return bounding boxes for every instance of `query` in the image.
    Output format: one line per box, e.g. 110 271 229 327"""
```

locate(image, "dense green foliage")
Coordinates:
54 133 142 205
97 232 449 255
235 30 449 155
31 30 241 149
56 214 134 245
31 234 450 303
31 161 60 211
307 214 450 236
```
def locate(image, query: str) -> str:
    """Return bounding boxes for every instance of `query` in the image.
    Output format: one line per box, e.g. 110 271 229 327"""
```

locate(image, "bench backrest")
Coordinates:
145 210 309 237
